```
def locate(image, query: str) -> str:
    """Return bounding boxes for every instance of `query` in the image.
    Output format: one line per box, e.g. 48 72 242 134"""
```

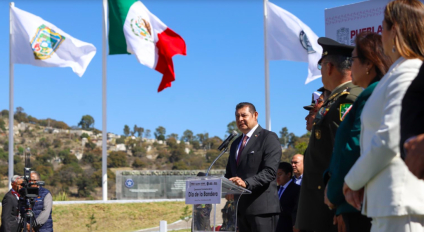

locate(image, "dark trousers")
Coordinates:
342 212 372 232
238 213 279 232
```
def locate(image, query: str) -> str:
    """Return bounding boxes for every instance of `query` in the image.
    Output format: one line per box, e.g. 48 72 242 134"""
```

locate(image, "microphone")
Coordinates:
218 130 239 151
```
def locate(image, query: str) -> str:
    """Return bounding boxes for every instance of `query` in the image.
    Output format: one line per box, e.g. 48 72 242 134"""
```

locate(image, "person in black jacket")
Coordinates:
1 175 23 232
276 162 300 232
225 102 282 232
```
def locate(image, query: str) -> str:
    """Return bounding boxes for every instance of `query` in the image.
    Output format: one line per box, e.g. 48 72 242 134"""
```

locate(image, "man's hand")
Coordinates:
229 177 246 188
333 215 346 232
343 182 363 211
324 184 336 210
26 223 35 232
404 134 424 179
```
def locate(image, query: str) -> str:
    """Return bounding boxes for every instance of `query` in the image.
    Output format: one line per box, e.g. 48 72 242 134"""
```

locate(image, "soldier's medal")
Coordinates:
315 129 321 139
340 103 353 121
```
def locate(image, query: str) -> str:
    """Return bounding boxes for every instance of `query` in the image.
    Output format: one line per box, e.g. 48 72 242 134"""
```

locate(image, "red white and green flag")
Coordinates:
108 0 186 92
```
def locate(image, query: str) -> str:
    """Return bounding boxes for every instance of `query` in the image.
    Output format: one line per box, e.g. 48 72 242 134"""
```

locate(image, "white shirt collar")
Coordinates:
244 124 259 138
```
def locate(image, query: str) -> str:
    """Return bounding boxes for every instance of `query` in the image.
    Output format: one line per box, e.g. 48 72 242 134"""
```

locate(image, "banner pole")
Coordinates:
263 0 271 130
102 0 108 201
9 2 15 189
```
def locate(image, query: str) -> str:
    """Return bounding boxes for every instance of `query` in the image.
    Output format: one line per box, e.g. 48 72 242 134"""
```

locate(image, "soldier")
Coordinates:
295 37 362 232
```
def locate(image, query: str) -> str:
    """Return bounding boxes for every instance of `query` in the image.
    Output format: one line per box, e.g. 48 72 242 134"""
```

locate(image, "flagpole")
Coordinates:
9 2 15 189
263 0 271 130
102 0 108 201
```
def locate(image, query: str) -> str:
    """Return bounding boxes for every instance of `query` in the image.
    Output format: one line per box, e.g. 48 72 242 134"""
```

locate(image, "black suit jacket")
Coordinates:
225 125 282 215
276 181 300 232
0 191 19 232
401 63 424 159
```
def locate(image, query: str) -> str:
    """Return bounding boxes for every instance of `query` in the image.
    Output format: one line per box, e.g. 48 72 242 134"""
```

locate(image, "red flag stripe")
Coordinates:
155 28 187 92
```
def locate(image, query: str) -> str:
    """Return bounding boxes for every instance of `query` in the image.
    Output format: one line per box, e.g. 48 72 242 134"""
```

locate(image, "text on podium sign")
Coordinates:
185 178 222 204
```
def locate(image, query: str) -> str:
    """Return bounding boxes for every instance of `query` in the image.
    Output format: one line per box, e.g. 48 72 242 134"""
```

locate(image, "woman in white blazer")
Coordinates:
343 0 424 231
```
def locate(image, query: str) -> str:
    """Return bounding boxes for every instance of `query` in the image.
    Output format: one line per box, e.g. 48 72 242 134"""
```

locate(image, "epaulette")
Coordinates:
340 91 350 96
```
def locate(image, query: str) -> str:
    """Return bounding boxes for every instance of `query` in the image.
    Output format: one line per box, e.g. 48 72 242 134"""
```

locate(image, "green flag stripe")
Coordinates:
108 0 138 55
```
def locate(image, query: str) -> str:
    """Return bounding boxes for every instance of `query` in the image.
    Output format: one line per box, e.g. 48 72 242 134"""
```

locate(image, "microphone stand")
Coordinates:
206 146 228 176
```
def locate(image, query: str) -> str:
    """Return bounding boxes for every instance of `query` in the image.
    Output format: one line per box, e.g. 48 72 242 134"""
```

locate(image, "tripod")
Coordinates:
16 198 39 232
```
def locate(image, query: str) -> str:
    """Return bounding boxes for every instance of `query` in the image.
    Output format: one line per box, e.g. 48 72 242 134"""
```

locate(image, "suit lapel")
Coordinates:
238 125 262 168
231 136 242 174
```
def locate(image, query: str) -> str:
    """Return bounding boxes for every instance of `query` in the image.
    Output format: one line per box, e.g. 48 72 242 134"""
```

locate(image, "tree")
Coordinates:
76 176 96 197
123 125 130 136
136 127 144 138
279 127 289 147
0 110 9 118
181 130 194 142
167 133 179 140
107 151 128 167
132 125 138 136
145 129 151 139
288 133 299 148
226 121 241 136
154 126 166 141
132 158 147 168
195 133 209 145
78 115 95 130
14 107 28 123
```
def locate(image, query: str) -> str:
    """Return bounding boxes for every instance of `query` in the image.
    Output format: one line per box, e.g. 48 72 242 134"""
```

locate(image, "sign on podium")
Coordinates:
185 176 251 232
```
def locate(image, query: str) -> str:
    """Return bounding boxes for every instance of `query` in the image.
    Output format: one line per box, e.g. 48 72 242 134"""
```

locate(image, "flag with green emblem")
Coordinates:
108 0 187 92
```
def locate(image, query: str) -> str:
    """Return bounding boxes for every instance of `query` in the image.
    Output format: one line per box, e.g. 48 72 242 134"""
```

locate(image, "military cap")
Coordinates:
318 37 354 64
317 86 326 92
303 92 321 111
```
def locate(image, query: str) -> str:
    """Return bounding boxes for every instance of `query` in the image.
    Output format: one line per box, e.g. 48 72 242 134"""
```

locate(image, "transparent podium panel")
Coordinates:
188 176 251 232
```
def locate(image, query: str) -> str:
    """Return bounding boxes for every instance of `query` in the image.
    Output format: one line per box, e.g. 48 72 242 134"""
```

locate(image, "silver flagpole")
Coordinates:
9 2 15 189
102 0 108 201
263 0 271 130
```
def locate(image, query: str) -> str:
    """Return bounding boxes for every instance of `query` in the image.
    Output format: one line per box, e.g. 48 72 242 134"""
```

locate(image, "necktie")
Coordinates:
237 135 249 165
278 186 284 199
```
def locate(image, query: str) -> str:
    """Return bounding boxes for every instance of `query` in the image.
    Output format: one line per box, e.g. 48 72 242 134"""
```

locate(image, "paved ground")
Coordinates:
136 201 226 232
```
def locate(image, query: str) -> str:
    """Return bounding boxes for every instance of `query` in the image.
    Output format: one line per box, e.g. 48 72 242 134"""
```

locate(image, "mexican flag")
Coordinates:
108 0 187 92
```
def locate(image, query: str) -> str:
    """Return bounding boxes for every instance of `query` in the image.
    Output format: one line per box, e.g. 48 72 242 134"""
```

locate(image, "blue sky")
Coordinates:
0 0 360 140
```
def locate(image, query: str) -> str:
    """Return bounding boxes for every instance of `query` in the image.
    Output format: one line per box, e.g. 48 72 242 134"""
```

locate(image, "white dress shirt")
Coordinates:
345 57 424 217
235 124 259 161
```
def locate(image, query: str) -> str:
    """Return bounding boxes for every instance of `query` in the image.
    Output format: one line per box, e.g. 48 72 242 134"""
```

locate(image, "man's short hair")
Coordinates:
324 55 352 76
278 162 293 178
236 102 256 114
11 175 21 183
30 171 40 181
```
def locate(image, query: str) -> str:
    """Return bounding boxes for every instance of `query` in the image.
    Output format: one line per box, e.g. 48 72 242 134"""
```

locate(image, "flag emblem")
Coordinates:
340 103 352 121
299 31 316 54
131 16 153 42
30 24 65 60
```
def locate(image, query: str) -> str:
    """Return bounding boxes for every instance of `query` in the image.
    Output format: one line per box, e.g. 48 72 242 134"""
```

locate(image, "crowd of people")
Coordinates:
225 0 424 232
0 172 53 232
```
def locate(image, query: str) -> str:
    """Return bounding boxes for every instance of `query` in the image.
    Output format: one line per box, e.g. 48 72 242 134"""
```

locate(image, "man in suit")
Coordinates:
295 37 362 232
1 175 23 232
291 155 303 186
276 162 301 232
225 102 282 232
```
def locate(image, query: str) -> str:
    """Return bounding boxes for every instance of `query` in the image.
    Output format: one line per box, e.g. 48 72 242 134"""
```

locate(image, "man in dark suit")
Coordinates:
225 102 282 232
276 162 300 232
1 175 23 232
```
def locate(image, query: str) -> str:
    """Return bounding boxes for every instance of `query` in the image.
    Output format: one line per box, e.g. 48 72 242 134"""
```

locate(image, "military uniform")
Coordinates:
295 37 362 232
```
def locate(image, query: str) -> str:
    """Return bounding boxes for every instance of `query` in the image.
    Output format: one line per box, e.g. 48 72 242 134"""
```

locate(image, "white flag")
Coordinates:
266 1 322 84
11 6 96 77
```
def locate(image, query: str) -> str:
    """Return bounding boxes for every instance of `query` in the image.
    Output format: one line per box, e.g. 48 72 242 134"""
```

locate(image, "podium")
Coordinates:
185 176 251 232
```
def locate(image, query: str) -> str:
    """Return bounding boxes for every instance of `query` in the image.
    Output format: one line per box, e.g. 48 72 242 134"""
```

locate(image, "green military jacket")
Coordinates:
296 81 362 231
324 80 379 216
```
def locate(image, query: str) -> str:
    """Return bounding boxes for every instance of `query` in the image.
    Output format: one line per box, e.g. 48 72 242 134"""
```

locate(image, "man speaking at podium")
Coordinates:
225 102 282 232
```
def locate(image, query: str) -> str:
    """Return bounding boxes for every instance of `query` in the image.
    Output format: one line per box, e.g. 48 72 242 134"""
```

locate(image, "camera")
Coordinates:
19 148 45 199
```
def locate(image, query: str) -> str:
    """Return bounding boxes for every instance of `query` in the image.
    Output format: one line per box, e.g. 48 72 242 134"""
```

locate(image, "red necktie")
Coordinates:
237 135 249 165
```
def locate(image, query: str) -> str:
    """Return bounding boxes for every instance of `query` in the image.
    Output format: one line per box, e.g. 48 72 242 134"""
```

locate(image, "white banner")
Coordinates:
325 0 424 45
185 178 221 205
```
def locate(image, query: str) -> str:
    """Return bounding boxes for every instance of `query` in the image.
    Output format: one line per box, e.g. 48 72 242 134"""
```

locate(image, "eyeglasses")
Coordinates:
318 61 330 70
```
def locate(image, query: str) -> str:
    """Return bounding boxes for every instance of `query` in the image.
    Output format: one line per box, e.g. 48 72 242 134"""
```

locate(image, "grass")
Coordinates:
1 201 190 232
